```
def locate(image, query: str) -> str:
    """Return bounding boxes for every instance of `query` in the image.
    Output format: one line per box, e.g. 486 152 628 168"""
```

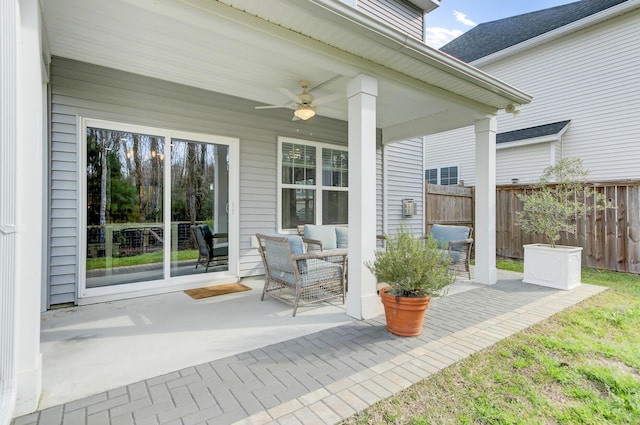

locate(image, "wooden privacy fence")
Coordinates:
424 183 474 234
425 182 640 274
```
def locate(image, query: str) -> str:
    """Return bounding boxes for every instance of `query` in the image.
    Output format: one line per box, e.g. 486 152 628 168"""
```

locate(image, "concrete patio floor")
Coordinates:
14 270 606 425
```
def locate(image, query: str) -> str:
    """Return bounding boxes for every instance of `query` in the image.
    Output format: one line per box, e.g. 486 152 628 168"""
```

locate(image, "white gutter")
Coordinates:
472 0 640 67
307 0 532 106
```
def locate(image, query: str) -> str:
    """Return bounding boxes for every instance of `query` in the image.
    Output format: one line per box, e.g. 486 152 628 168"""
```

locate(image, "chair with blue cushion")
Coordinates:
428 224 474 279
297 224 349 250
190 224 229 272
256 233 347 316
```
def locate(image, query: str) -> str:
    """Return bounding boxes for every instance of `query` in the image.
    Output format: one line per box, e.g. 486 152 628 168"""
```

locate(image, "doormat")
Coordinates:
184 283 252 299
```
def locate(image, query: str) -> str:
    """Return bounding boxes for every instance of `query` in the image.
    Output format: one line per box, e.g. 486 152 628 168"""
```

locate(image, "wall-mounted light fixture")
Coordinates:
505 103 521 116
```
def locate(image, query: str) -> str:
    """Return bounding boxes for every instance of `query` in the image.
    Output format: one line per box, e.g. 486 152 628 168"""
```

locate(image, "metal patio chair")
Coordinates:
190 225 228 272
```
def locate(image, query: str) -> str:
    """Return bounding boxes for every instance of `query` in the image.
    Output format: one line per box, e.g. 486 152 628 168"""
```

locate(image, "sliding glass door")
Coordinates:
85 127 165 288
170 139 229 277
83 120 235 297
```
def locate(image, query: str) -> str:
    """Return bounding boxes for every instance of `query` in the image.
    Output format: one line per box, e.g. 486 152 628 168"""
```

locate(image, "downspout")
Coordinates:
0 0 18 422
382 141 388 238
422 136 426 234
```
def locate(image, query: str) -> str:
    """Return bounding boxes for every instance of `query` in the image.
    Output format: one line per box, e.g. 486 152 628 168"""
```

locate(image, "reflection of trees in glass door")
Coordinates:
170 140 229 277
85 123 231 292
85 127 165 288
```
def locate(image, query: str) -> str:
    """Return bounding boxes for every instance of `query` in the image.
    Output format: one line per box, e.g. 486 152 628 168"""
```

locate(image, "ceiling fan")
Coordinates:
255 78 343 121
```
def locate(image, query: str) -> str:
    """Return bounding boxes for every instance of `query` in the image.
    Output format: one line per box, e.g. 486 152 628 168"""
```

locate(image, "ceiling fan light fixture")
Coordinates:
294 105 315 120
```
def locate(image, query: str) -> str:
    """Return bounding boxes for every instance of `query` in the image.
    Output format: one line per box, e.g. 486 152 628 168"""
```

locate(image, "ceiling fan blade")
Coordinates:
254 105 290 110
255 99 297 110
312 92 343 107
277 87 301 104
309 75 342 92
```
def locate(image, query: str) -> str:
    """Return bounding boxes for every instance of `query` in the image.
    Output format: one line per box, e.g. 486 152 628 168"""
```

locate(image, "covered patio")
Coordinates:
20 271 605 424
3 0 533 419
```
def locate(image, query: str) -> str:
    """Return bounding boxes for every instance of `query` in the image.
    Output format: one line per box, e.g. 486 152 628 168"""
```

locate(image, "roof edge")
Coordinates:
307 0 532 106
496 120 571 149
472 0 640 67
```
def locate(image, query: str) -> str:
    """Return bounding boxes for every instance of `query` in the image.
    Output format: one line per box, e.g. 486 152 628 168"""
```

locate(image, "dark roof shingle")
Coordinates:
497 120 571 144
440 0 628 63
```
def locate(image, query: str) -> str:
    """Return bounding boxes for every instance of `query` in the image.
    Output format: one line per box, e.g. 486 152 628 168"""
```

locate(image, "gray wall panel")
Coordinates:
385 138 424 236
358 0 423 41
49 57 348 305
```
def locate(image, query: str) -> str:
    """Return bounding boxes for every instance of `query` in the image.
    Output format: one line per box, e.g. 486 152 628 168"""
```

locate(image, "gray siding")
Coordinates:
357 0 423 41
385 138 424 236
49 57 348 305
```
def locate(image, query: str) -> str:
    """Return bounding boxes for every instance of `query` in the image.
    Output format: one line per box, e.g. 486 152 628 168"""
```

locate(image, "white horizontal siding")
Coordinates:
426 7 640 184
386 138 423 236
496 143 554 185
483 8 640 182
49 57 348 305
424 126 476 185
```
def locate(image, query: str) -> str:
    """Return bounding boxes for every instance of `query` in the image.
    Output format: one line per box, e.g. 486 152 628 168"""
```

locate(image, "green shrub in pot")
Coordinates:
366 227 455 298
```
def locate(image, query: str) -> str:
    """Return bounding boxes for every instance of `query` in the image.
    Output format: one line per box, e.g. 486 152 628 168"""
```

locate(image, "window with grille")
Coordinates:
279 137 348 230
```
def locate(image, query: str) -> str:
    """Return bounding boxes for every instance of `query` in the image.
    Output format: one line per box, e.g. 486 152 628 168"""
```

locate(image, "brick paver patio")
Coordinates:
13 278 606 425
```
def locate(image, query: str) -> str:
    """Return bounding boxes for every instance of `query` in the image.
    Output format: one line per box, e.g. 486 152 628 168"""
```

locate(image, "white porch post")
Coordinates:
13 0 44 415
474 116 497 285
0 0 18 423
346 74 381 320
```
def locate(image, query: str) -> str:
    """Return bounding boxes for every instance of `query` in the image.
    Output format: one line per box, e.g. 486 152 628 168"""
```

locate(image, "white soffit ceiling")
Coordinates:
42 0 529 133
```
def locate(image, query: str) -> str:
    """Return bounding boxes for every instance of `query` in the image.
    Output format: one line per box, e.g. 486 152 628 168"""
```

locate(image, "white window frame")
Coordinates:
424 165 459 185
439 165 459 185
425 168 438 184
78 117 240 303
277 136 349 232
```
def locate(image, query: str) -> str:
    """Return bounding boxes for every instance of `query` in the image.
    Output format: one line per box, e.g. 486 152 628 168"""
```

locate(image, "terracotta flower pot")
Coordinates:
380 287 431 337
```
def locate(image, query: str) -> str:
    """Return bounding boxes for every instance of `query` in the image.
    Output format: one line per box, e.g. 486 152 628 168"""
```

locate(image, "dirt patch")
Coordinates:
590 356 640 378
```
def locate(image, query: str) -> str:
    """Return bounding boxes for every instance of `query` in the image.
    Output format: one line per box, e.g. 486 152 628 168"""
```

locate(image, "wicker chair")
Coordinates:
428 224 474 279
256 233 347 316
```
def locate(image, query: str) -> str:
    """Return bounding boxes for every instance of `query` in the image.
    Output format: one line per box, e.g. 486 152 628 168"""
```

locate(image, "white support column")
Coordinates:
0 0 18 423
474 116 497 285
14 0 44 415
346 74 382 320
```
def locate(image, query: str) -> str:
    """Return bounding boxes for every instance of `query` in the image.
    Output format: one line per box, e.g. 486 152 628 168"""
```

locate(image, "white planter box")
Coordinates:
523 244 582 290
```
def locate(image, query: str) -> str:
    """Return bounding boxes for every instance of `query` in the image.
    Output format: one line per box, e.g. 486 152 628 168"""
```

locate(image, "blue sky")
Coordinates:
424 0 578 48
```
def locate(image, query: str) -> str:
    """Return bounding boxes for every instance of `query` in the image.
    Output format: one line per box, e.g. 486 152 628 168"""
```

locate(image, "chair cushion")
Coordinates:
430 224 470 249
262 233 306 274
262 233 304 254
335 227 349 249
304 225 337 250
199 224 214 256
300 260 343 287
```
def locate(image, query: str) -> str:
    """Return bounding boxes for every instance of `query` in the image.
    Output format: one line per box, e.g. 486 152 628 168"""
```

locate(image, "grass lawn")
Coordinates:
342 261 640 424
86 249 198 270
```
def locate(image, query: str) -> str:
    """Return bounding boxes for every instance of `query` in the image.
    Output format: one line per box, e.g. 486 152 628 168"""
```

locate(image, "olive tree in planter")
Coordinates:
518 158 610 290
366 227 455 336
